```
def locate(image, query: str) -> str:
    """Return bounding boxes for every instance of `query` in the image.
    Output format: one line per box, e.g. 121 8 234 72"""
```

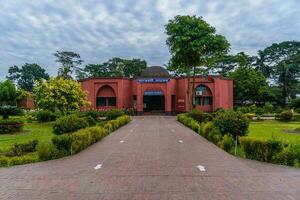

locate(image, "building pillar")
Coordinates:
136 83 143 115
165 83 172 115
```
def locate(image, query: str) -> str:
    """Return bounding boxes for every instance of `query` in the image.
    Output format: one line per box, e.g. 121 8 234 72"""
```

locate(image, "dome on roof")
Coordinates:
140 66 170 77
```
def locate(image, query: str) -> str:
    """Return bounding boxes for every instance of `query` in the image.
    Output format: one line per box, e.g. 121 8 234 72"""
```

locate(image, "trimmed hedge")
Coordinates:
240 137 300 167
38 115 131 161
0 154 39 167
240 137 283 162
0 119 24 134
177 114 200 132
187 109 212 123
53 115 89 135
178 113 235 152
75 109 126 121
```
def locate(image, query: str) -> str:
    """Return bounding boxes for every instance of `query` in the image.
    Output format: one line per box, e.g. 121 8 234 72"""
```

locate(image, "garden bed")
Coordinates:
0 115 131 167
178 111 300 168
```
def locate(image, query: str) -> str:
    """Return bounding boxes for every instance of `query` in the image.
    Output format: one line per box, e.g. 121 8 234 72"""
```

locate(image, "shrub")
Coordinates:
52 115 129 156
71 126 109 154
240 137 283 162
262 102 274 113
6 140 38 156
255 107 264 116
8 154 38 166
201 122 213 138
213 111 249 137
177 113 200 132
187 109 212 123
83 116 97 126
207 127 222 144
0 119 24 134
35 110 58 122
37 143 60 161
52 135 73 155
76 110 105 120
218 134 235 152
53 115 89 135
276 110 293 121
0 105 24 119
26 115 35 123
236 106 250 114
293 113 300 121
273 144 300 167
244 113 255 120
105 109 125 120
0 156 9 167
104 122 113 133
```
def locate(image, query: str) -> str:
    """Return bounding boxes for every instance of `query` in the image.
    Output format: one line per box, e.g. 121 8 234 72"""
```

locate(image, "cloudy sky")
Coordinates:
0 0 300 80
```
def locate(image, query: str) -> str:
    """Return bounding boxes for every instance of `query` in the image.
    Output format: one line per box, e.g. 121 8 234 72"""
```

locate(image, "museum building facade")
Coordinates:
80 66 233 115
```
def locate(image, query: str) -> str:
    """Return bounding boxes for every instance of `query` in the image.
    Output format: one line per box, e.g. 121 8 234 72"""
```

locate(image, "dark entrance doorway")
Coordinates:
143 91 165 113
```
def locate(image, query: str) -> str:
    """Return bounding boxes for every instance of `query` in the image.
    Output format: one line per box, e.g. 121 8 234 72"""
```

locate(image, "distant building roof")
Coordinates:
140 66 170 77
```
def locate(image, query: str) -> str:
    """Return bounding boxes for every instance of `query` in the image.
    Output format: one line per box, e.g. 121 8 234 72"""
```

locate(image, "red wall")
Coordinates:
80 76 233 113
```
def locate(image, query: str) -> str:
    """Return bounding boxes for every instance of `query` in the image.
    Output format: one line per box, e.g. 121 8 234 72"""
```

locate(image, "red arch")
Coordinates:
97 85 116 97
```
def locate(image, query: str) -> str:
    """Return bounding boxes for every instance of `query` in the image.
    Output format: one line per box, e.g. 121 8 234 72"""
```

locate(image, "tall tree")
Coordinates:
229 66 269 105
254 41 300 104
54 51 83 79
82 57 147 78
165 15 230 110
7 63 49 91
34 78 89 115
212 52 254 76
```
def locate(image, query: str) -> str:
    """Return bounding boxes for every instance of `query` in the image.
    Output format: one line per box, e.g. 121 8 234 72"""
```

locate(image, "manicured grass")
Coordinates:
0 122 54 153
248 120 300 144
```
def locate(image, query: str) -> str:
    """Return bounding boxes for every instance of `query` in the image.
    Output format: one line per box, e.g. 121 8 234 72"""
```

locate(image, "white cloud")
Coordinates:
0 0 300 79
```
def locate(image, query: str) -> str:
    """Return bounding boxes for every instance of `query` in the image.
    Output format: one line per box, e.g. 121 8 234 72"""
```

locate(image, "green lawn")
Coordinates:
0 122 54 153
248 120 300 144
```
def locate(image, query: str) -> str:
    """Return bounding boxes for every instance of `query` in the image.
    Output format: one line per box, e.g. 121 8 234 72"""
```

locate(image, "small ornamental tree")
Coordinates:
34 78 89 115
0 80 22 119
213 110 249 138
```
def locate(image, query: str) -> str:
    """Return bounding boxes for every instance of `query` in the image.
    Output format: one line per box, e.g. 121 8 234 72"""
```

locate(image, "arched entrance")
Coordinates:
143 90 165 113
195 84 213 112
96 85 116 109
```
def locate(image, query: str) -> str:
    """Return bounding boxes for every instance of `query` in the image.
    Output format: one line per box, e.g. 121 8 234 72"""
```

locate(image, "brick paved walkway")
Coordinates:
1 116 300 200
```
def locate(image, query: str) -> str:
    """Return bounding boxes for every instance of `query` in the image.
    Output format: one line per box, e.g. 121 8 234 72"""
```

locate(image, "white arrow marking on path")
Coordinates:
130 129 133 132
120 140 124 143
94 164 102 170
178 140 183 143
197 165 206 172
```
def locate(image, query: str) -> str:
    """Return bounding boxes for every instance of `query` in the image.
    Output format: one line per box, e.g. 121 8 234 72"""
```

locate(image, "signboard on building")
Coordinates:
137 78 170 83
144 91 164 96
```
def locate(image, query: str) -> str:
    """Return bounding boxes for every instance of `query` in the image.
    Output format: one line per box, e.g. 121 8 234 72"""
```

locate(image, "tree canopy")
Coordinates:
54 51 83 79
81 57 147 78
229 65 269 104
7 63 49 91
165 15 230 109
253 41 300 104
34 78 89 114
0 80 21 104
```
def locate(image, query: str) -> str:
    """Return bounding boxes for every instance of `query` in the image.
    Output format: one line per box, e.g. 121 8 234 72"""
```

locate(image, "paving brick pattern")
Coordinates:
0 116 300 200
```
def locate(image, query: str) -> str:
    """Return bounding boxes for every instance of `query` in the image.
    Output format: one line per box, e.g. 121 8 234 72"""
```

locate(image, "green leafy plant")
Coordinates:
213 111 249 137
240 137 283 162
53 115 89 135
6 140 38 156
35 110 58 122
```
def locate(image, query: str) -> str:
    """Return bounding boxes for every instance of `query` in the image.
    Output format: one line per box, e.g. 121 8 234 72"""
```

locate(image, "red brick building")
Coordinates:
80 66 233 114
